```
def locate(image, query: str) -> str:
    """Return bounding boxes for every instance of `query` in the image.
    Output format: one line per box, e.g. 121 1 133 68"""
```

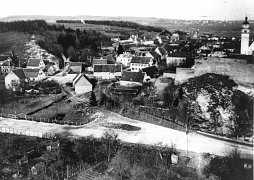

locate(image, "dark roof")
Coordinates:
12 69 26 79
103 54 116 63
93 64 122 72
70 62 83 67
23 68 40 78
158 29 172 36
131 57 152 64
149 51 161 59
73 73 91 85
141 66 159 78
168 52 192 58
243 16 249 25
27 58 41 67
0 55 9 61
227 54 254 64
1 61 14 66
157 47 168 56
121 71 145 83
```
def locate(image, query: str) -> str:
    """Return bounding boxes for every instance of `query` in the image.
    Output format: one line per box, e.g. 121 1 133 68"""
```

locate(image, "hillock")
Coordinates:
179 73 253 137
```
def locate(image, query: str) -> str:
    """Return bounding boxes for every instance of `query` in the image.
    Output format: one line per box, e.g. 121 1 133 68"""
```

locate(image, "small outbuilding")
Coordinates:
72 73 92 95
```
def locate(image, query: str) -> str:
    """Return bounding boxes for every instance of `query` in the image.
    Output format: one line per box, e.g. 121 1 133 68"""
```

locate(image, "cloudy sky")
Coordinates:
1 0 254 20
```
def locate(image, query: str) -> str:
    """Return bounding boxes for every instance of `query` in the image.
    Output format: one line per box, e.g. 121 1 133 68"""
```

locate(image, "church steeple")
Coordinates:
241 16 250 55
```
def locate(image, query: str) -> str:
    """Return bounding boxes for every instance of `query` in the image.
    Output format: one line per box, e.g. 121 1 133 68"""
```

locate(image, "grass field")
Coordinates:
0 31 31 58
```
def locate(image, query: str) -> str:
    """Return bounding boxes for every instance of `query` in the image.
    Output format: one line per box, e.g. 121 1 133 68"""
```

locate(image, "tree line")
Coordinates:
56 19 163 32
0 20 112 69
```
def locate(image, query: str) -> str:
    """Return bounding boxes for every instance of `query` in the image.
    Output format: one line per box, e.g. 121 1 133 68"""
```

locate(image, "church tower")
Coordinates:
241 16 250 55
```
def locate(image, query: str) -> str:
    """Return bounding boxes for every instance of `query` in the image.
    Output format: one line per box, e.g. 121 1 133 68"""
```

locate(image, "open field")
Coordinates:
0 31 31 58
53 22 157 39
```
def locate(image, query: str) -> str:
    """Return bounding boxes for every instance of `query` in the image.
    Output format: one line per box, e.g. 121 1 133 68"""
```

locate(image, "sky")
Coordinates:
1 0 254 20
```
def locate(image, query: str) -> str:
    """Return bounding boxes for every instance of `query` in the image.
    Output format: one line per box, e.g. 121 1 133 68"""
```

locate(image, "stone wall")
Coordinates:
174 57 254 86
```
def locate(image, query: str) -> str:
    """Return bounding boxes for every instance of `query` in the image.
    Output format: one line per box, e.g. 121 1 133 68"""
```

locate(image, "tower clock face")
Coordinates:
242 24 249 29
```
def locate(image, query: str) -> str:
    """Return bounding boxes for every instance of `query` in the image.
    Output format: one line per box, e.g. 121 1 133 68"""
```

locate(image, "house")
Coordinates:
116 52 133 67
23 69 46 81
166 52 192 67
130 56 153 72
93 58 108 65
5 68 46 90
119 71 145 86
155 47 168 60
141 66 159 79
43 61 58 76
69 62 83 73
145 51 161 64
103 54 116 64
72 73 92 95
93 64 122 79
26 58 45 71
5 69 26 91
0 60 15 74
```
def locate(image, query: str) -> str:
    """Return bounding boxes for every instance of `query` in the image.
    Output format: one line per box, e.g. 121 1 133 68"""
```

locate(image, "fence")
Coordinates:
120 104 188 133
0 113 86 126
0 126 55 139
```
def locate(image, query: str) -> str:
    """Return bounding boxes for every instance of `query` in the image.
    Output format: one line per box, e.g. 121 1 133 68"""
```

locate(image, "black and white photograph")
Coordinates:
0 0 253 179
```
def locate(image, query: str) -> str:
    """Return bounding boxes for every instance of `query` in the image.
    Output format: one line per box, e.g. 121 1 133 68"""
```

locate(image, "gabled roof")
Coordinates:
121 71 145 83
73 73 92 85
157 47 168 56
12 69 26 79
23 68 40 78
1 60 14 66
130 57 152 64
103 54 116 63
93 64 122 72
27 58 41 67
141 66 159 78
158 29 172 36
148 51 161 59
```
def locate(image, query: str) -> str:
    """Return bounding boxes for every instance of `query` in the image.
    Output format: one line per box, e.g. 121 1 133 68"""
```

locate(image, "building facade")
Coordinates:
241 16 250 55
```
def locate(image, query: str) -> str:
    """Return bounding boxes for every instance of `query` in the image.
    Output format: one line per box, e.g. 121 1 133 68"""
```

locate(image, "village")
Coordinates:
0 15 253 180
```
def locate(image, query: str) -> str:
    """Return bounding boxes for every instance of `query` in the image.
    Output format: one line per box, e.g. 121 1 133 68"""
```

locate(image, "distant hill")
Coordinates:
1 15 254 37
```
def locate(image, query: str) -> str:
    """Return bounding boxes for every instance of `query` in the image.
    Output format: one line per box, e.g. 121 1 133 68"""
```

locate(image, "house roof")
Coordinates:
157 47 168 56
168 52 192 58
103 54 116 63
93 58 108 65
27 58 41 67
1 60 14 66
70 62 83 67
12 69 26 79
73 73 92 85
121 71 145 83
148 51 161 59
130 57 152 64
141 66 159 78
93 64 122 72
158 29 172 36
0 55 10 62
23 68 40 78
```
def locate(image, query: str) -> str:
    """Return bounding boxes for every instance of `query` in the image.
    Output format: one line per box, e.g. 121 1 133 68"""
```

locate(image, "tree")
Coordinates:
117 44 124 55
89 91 98 106
99 92 107 106
100 131 120 162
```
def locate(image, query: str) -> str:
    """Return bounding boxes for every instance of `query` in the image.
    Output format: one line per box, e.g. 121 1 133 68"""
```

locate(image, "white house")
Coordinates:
5 69 26 91
0 60 14 74
5 68 46 91
119 71 145 87
116 53 133 67
130 57 153 72
27 58 45 71
166 52 191 67
93 64 122 79
72 73 92 95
